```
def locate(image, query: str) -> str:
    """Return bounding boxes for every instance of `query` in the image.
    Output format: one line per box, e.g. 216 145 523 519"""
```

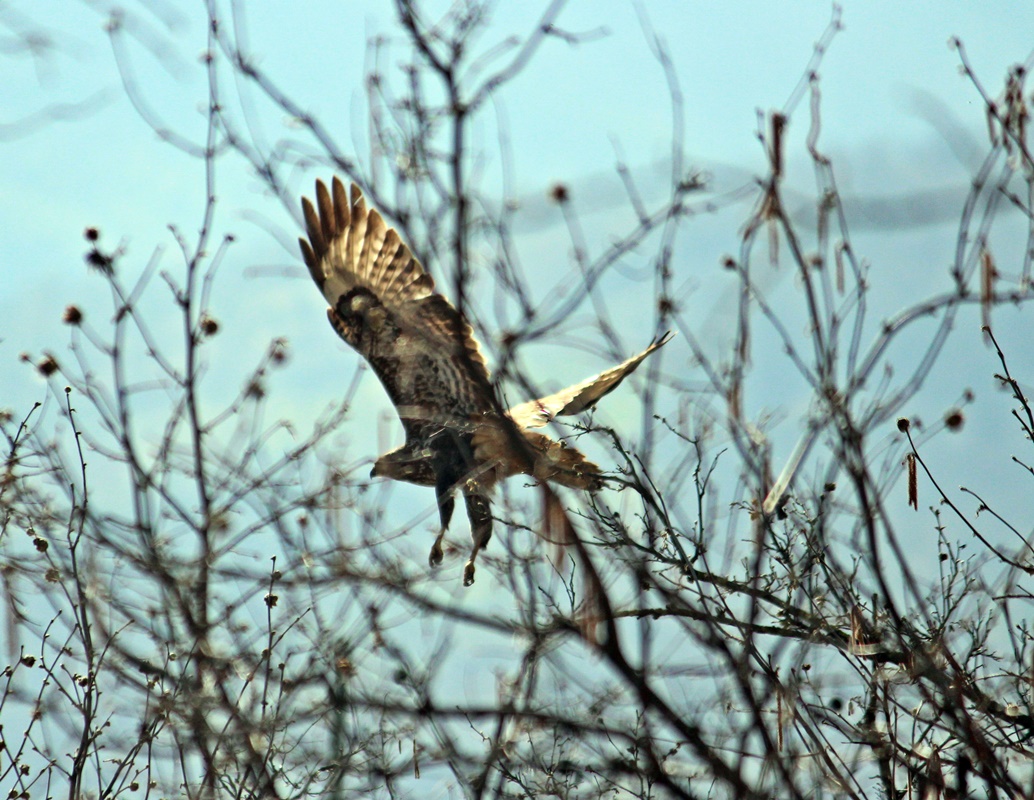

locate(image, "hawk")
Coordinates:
300 177 670 585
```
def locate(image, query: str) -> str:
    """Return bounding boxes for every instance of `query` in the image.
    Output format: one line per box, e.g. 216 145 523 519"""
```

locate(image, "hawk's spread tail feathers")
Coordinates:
470 423 604 491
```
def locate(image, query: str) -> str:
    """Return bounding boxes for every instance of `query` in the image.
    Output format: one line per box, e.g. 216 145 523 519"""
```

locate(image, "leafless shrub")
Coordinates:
3 3 1034 799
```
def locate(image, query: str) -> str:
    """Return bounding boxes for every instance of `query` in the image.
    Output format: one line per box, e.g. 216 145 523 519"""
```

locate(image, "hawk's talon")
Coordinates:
429 531 445 567
463 560 476 586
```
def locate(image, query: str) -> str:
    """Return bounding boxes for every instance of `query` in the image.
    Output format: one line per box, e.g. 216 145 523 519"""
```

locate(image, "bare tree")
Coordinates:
3 2 1034 798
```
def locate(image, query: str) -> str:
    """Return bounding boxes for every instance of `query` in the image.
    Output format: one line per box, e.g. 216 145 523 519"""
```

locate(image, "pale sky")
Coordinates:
4 1 1030 363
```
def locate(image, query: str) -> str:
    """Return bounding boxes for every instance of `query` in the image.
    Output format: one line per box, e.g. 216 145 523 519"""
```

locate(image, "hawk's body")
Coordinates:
300 177 669 584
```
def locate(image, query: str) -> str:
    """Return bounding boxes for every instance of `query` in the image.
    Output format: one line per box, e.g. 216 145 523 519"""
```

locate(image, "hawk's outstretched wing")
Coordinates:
506 332 673 429
299 178 493 434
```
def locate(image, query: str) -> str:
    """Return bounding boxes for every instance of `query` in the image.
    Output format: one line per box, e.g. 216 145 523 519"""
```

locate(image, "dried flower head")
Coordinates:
246 379 265 400
270 338 288 364
199 314 219 336
84 248 114 273
548 182 570 204
62 305 83 325
37 355 59 377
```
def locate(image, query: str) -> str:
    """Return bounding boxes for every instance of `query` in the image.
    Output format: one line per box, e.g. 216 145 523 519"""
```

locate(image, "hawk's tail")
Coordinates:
525 431 603 490
471 424 603 491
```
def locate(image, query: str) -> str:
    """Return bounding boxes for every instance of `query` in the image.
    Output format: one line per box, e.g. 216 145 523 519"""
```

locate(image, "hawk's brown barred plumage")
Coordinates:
300 177 670 584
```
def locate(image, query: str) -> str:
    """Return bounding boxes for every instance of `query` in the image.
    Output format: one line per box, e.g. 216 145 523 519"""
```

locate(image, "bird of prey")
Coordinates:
300 177 670 585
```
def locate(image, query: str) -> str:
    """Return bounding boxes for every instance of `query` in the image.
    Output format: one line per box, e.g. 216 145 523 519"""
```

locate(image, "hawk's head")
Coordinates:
371 445 435 486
